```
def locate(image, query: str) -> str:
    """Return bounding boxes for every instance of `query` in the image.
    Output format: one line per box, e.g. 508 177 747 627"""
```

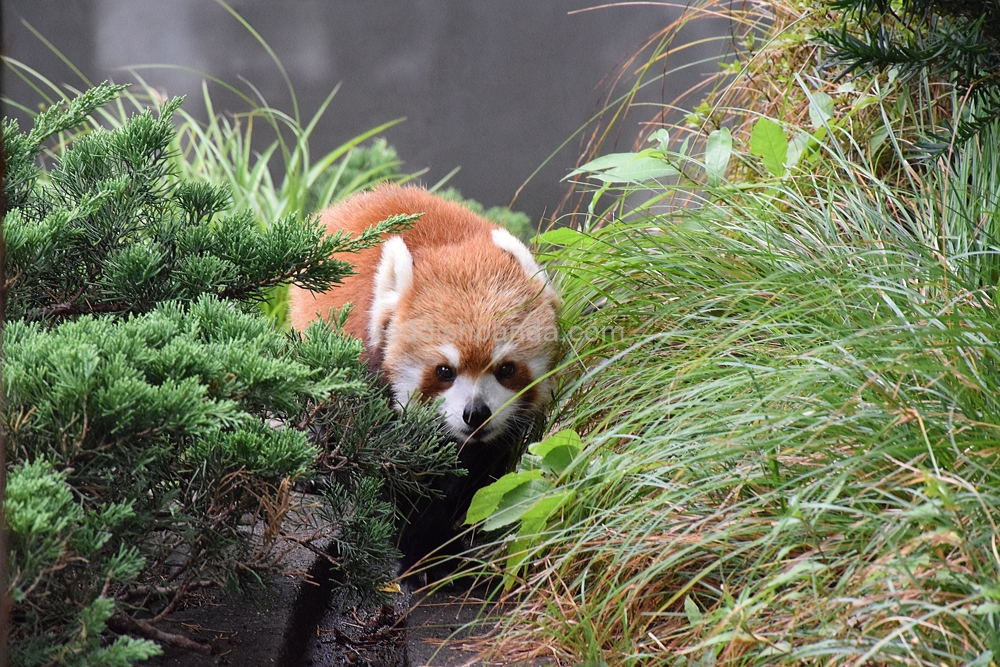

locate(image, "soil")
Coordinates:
140 570 305 666
133 495 534 667
302 586 494 667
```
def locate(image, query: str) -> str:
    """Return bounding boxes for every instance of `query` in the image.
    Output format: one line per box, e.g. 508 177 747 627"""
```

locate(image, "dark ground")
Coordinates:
143 579 514 667
137 495 531 667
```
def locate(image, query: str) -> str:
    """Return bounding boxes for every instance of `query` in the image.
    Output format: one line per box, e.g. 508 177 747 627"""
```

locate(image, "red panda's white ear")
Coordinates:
369 236 413 350
492 229 560 304
492 229 541 278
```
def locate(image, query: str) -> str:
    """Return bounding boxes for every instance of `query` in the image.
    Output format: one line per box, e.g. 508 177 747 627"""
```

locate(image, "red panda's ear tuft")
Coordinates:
492 228 560 308
491 229 543 279
369 236 414 350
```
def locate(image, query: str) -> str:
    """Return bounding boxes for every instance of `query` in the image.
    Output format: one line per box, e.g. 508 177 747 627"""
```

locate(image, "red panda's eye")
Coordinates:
436 365 456 382
496 362 516 380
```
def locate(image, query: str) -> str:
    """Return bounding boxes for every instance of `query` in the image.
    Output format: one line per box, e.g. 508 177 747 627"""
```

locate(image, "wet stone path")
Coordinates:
302 588 491 667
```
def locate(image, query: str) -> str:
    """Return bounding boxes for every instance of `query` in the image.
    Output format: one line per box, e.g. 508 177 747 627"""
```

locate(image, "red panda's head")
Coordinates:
369 228 560 445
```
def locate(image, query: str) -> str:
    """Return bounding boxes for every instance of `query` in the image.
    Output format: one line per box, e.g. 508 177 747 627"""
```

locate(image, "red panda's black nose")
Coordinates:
463 402 492 430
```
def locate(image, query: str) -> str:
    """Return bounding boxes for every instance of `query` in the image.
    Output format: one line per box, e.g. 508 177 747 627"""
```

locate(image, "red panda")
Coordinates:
289 185 560 446
288 185 560 574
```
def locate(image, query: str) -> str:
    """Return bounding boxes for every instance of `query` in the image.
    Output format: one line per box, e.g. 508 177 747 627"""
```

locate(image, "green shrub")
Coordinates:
7 460 160 666
2 83 454 665
821 0 1000 146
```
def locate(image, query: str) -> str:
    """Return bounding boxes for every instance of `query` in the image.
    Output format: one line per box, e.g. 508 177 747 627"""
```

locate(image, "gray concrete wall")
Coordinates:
3 1 730 224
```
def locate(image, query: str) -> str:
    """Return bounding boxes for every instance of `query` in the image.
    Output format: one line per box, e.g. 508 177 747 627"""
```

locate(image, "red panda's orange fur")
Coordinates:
290 186 500 344
288 186 560 415
288 185 560 576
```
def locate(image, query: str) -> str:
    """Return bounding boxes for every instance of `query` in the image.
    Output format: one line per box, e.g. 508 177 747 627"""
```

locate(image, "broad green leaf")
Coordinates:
966 652 994 667
465 470 543 525
540 445 578 476
518 490 575 536
677 134 691 158
749 118 788 177
537 227 586 246
647 128 670 152
704 127 732 185
869 125 890 154
505 535 534 579
758 642 793 657
567 152 641 178
529 429 582 458
785 131 814 170
568 146 679 184
483 477 551 531
768 560 828 588
972 603 1000 615
808 91 834 129
595 157 678 184
684 595 703 626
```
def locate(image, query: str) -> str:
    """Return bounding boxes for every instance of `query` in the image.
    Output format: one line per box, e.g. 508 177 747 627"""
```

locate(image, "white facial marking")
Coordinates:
439 375 476 436
526 355 551 380
389 360 425 410
369 236 413 350
438 374 517 443
527 354 554 402
438 343 460 368
477 375 517 421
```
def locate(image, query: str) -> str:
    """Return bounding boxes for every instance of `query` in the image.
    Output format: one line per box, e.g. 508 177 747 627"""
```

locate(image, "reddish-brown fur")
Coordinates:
289 185 500 343
290 185 560 576
288 186 560 394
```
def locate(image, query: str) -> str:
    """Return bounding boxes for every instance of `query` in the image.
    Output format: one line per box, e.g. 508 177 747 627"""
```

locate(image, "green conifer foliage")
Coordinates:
6 460 160 666
2 83 456 665
2 84 400 321
822 0 1000 145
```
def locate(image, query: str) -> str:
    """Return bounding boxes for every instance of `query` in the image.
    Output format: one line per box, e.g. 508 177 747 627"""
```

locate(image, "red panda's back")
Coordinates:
287 185 499 343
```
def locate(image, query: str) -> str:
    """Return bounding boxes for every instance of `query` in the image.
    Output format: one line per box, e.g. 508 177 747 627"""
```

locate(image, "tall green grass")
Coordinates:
459 2 1000 665
481 129 1000 667
2 59 409 220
